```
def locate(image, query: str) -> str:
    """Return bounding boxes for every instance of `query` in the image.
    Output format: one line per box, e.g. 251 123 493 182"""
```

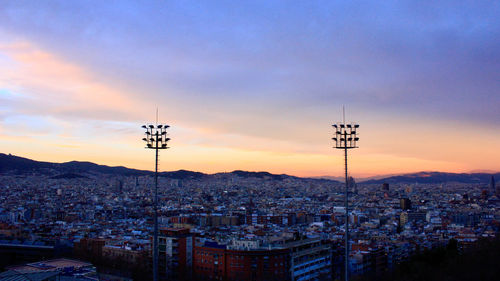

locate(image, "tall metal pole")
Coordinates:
142 124 170 281
344 136 349 281
332 120 359 281
153 133 159 281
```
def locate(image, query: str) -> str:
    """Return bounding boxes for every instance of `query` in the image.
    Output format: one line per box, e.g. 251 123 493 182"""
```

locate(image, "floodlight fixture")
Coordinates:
332 122 359 149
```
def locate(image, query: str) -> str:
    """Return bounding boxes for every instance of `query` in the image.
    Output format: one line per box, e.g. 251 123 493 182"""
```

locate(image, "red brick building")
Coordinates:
193 241 289 281
158 228 194 280
74 238 106 262
193 242 226 280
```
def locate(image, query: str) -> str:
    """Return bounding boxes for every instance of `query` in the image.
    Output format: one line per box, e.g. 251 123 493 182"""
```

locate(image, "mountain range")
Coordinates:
0 153 498 184
0 153 298 181
362 171 499 185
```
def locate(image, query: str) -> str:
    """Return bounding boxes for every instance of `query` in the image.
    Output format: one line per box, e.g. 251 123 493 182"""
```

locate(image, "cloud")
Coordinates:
0 39 150 122
0 1 500 176
2 1 499 126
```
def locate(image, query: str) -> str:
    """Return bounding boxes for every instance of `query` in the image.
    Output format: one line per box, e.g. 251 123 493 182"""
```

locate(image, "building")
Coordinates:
102 245 144 265
451 212 482 227
490 176 495 193
0 223 22 238
0 269 60 280
225 248 289 281
492 175 500 196
74 238 106 262
1 258 98 280
158 227 194 280
385 241 411 269
193 240 289 281
194 241 227 280
350 250 371 277
349 246 387 278
369 247 387 276
285 238 332 281
400 198 411 210
0 241 57 269
400 211 426 225
348 176 357 194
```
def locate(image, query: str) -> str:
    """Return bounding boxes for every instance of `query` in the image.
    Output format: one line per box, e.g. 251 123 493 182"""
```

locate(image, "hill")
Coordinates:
362 171 500 185
0 153 314 182
2 153 498 184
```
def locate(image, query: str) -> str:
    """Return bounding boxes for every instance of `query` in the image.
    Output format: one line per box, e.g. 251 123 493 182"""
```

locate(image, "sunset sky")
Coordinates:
1 1 499 177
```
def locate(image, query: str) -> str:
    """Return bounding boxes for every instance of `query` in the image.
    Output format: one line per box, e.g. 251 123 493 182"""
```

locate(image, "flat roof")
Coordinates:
7 258 92 273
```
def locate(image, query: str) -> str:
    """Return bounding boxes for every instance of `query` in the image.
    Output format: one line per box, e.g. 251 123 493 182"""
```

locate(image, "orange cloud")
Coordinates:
0 40 147 120
1 39 500 177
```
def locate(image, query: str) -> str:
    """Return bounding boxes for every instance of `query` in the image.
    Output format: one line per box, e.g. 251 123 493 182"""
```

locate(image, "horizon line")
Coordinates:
2 152 499 180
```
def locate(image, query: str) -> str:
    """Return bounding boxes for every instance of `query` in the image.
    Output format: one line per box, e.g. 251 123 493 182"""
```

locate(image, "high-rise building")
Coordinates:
381 183 389 192
400 198 411 210
348 176 357 194
115 179 123 194
158 228 194 280
490 175 496 195
286 238 332 281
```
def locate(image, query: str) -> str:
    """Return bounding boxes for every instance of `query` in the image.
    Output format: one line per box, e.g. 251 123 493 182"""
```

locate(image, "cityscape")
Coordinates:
1 1 500 281
1 154 499 280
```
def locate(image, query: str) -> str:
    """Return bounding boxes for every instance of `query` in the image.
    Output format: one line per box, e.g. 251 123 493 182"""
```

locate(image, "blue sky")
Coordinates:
1 1 499 176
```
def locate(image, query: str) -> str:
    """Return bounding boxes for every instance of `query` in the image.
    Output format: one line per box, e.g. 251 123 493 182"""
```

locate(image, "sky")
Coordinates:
0 1 499 177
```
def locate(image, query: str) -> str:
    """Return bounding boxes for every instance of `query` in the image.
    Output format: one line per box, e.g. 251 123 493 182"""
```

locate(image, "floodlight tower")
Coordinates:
332 120 359 281
142 124 170 281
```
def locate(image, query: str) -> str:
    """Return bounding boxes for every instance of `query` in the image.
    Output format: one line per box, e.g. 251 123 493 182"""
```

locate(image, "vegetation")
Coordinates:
358 236 500 281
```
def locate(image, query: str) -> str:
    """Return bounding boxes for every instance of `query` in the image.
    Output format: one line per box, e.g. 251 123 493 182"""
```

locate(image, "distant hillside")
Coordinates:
0 153 304 181
311 175 345 181
229 170 290 180
362 171 500 185
7 153 497 184
0 153 209 179
160 170 207 180
0 153 55 172
0 153 149 176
